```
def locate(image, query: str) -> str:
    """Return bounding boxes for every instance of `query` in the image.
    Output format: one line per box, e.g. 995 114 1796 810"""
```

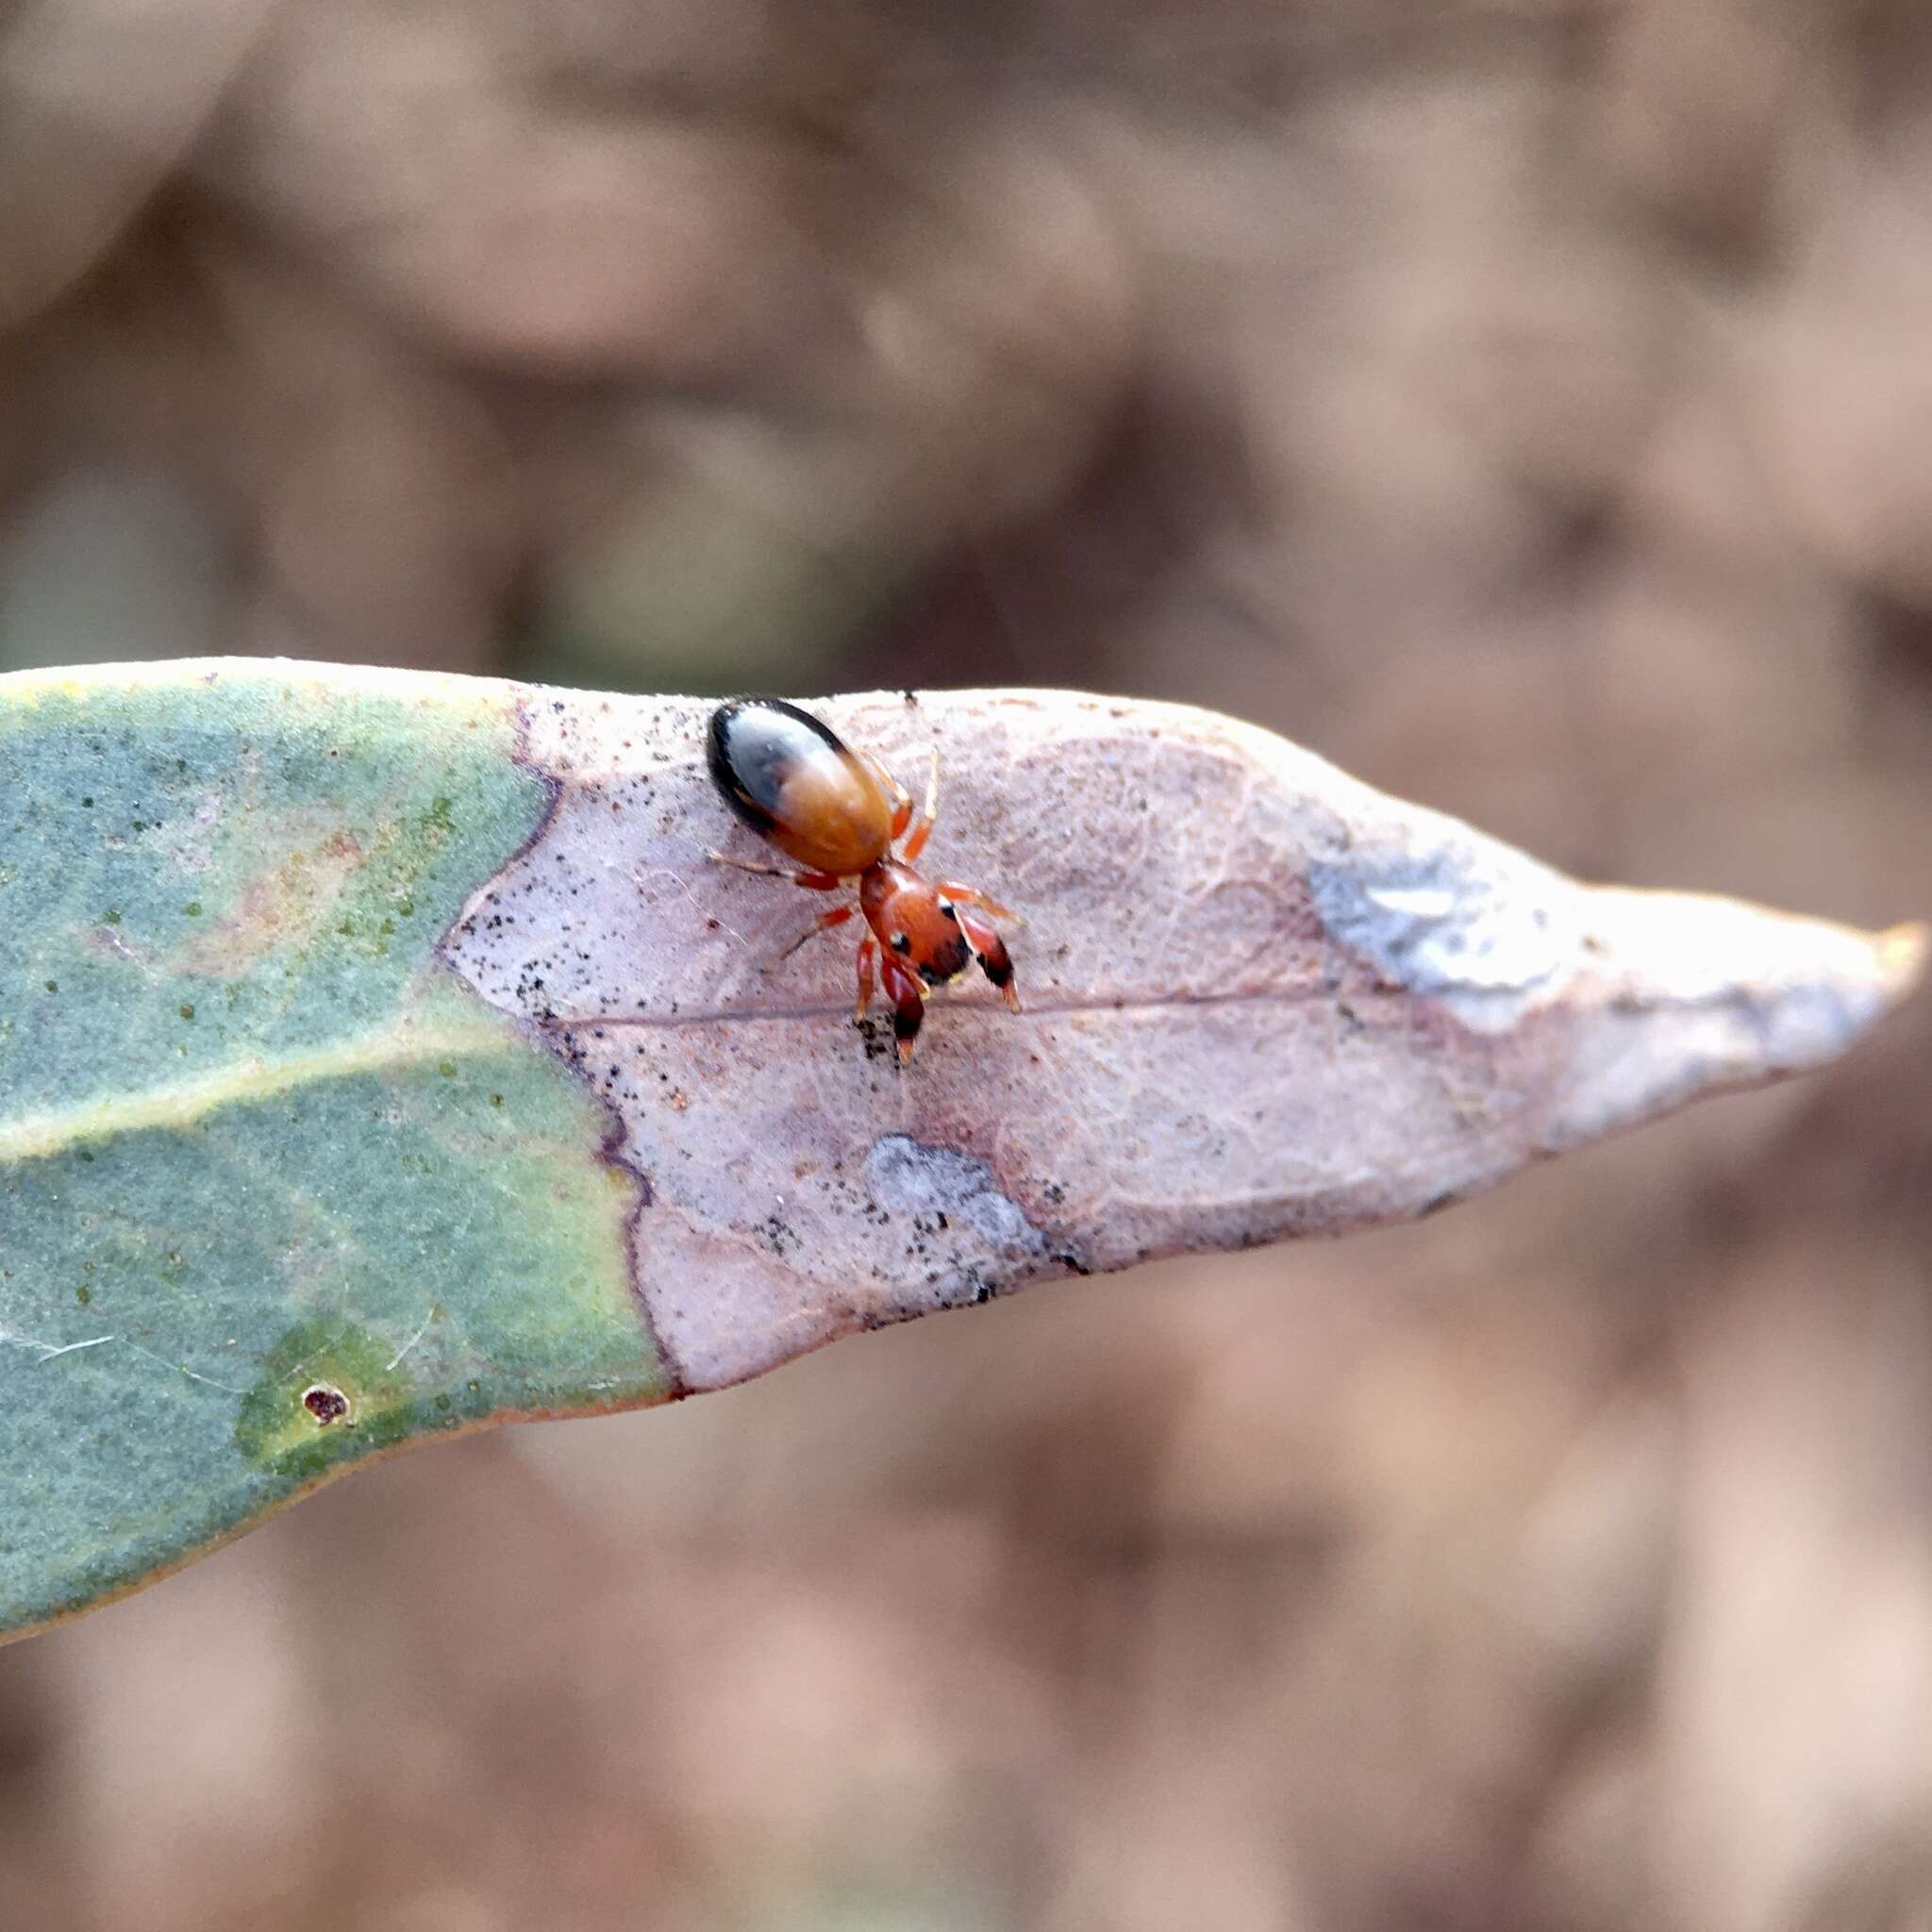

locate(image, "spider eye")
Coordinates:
890 932 911 954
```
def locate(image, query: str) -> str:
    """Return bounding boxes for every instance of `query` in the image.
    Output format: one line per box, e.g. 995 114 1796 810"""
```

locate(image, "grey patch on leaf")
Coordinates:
864 1134 1049 1256
1307 842 1577 1033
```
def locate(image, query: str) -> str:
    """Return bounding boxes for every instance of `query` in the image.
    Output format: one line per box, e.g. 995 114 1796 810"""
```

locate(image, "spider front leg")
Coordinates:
936 880 1020 924
878 950 926 1062
947 898 1021 1012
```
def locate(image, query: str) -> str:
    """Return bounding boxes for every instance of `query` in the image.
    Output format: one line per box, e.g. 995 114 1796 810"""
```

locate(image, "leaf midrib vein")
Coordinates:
540 982 1338 1031
0 981 1373 1165
0 1011 508 1166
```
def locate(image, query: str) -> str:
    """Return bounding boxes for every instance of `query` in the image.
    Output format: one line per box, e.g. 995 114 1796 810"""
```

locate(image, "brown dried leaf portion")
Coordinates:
442 685 1924 1391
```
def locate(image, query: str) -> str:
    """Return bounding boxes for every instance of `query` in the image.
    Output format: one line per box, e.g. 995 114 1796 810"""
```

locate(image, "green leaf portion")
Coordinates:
0 668 661 1639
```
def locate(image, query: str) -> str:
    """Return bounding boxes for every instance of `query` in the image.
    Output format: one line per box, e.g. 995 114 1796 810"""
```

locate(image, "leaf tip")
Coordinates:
1875 921 1929 1008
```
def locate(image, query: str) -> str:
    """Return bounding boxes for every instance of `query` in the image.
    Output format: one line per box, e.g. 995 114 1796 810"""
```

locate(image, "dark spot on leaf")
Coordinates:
303 1385 349 1424
184 901 202 918
237 1321 420 1474
179 1003 194 1021
75 1286 91 1307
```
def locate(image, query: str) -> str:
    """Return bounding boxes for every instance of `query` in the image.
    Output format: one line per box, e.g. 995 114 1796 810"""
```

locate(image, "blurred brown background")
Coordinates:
4 1 1932 1927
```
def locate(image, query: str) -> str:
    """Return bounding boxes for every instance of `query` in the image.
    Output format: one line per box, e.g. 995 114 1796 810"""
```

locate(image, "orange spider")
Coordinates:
707 697 1020 1062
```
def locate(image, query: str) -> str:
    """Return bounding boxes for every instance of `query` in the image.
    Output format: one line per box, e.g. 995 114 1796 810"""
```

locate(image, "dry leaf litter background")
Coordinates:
4 2 1932 1928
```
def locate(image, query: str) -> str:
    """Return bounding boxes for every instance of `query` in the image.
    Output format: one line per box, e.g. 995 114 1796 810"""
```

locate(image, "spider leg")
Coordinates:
856 933 877 1020
708 850 842 891
899 745 941 862
878 951 926 1062
766 902 854 970
952 903 1021 1012
935 879 1022 925
866 751 916 843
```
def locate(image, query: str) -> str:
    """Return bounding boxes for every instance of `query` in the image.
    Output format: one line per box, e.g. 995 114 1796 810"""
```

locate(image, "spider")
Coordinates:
707 697 1020 1062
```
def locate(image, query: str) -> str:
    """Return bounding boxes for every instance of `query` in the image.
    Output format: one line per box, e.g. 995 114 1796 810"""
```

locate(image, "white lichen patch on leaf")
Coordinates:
441 685 1925 1391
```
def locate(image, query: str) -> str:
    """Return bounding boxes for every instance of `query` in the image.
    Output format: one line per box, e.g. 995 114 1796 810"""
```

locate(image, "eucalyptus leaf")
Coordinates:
2 659 1922 1641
